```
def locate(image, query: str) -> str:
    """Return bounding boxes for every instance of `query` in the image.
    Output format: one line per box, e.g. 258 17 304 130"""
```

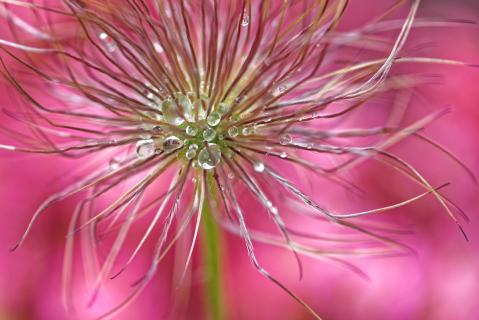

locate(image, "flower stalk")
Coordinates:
201 197 225 320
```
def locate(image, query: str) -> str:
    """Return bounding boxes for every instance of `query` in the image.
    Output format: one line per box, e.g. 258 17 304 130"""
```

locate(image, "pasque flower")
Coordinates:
0 0 475 319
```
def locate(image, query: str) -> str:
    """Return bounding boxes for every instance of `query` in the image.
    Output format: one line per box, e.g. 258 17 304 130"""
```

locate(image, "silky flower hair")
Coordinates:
0 0 473 319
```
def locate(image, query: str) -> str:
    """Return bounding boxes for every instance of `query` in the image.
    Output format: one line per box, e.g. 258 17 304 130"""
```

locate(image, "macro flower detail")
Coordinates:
0 0 474 319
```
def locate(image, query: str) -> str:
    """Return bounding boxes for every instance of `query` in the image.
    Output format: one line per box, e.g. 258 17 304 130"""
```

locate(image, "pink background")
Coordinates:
0 1 478 319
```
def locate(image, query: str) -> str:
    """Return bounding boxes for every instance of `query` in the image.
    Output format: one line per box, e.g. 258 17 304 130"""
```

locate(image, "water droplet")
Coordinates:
270 206 278 214
153 41 163 53
218 103 230 114
203 127 217 142
207 112 221 127
185 149 197 160
299 116 309 121
228 172 235 179
242 126 254 136
307 143 313 150
146 91 155 100
186 125 198 136
228 126 239 138
279 152 288 159
99 32 116 52
162 100 185 126
152 126 164 135
136 139 156 159
189 144 199 151
109 157 121 170
198 144 222 170
177 94 195 122
241 14 250 27
274 84 287 96
279 134 292 145
253 162 265 172
163 136 183 152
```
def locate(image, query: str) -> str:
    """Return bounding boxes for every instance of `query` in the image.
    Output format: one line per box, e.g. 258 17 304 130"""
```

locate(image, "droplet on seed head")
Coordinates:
186 125 198 136
203 127 217 142
279 134 292 145
207 112 222 127
136 139 156 159
253 162 265 172
228 126 239 138
198 144 222 170
163 136 183 152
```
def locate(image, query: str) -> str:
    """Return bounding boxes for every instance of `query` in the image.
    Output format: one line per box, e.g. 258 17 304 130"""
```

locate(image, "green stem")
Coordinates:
201 200 224 320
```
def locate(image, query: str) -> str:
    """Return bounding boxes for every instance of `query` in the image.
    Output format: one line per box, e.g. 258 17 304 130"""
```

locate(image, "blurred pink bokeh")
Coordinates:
0 1 478 319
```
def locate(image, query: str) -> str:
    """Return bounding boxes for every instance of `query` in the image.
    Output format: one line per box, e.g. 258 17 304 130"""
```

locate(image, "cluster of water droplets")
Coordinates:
133 90 240 170
135 135 184 160
97 29 311 178
129 78 301 172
